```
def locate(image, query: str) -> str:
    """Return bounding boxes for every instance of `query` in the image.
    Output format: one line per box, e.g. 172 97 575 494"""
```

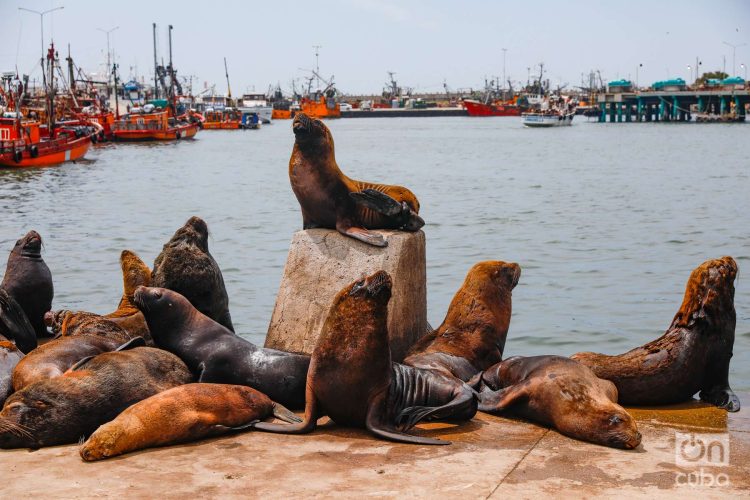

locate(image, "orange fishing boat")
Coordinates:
297 94 340 118
0 115 98 168
111 106 199 141
202 108 242 129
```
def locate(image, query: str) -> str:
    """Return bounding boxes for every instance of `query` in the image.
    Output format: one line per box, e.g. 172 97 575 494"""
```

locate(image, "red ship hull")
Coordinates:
463 99 522 117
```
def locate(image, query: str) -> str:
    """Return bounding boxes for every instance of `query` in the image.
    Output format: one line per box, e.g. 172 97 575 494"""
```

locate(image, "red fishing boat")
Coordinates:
111 105 199 141
0 114 99 168
462 99 523 116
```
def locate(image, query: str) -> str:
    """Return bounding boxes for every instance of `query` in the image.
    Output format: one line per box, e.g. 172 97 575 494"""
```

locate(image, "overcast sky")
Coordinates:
1 0 748 96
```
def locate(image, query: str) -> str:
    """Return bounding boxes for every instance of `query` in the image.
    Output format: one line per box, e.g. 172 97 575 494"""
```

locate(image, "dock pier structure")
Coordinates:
598 89 749 123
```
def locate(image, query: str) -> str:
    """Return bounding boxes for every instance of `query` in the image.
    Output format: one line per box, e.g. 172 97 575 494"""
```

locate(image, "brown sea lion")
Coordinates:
572 256 740 412
133 286 309 408
1 230 53 338
252 271 476 444
42 250 152 343
0 339 23 406
404 261 521 382
79 383 300 461
12 327 134 391
478 355 642 449
0 289 37 353
289 112 424 247
0 344 191 449
152 216 233 331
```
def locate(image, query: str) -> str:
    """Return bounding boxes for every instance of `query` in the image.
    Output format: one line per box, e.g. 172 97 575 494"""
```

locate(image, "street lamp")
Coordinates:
18 6 65 57
97 26 119 85
636 63 643 89
723 41 747 76
687 65 692 84
742 63 747 81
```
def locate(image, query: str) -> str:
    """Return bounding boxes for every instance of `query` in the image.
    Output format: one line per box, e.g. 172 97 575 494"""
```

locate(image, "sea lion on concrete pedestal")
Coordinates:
404 261 521 382
1 230 53 338
12 331 133 391
252 271 476 444
0 339 23 406
478 355 642 449
0 345 191 449
79 383 300 461
572 256 740 412
152 217 234 331
0 289 36 353
289 113 424 247
134 286 309 408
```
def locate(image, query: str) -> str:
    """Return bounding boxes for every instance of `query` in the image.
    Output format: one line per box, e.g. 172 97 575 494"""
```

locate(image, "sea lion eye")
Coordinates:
349 280 366 295
153 290 162 299
609 415 622 425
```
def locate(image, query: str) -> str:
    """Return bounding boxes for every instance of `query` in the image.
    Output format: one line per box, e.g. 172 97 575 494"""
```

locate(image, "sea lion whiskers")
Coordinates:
0 415 35 441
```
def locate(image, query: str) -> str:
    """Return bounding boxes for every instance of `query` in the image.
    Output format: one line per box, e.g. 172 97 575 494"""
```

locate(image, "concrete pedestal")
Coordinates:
265 229 427 362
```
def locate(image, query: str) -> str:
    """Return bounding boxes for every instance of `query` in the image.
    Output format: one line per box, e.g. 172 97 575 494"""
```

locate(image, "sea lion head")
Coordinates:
167 217 210 253
590 402 642 450
470 260 521 292
292 112 334 152
453 260 521 324
79 420 126 461
11 230 42 259
324 271 393 338
671 256 737 331
0 385 66 449
133 286 193 333
120 250 152 298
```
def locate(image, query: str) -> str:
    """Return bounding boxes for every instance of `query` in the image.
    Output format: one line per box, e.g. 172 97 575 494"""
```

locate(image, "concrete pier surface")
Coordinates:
2 393 748 498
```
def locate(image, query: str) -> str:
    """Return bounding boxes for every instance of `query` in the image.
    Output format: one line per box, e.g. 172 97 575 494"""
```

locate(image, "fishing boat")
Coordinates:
111 103 199 141
237 93 273 123
522 110 574 127
202 107 242 129
463 99 522 116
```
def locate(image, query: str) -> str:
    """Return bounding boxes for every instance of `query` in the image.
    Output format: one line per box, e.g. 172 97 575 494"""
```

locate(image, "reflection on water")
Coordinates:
1 118 749 389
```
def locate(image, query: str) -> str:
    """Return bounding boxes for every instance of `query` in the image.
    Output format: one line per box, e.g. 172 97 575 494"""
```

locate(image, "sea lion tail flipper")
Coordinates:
477 382 530 413
337 224 387 247
214 420 261 432
272 402 303 423
366 390 449 446
115 337 146 351
252 391 319 434
350 189 403 217
396 386 478 430
68 355 97 372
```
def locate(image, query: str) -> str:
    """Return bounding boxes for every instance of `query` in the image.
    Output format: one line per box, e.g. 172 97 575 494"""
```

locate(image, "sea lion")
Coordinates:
0 339 23 406
152 217 234 331
289 112 424 247
252 271 476 444
12 331 134 391
0 344 192 449
572 256 740 412
133 286 309 408
478 355 642 449
0 289 37 353
79 383 300 461
1 230 53 338
404 261 521 382
45 311 132 339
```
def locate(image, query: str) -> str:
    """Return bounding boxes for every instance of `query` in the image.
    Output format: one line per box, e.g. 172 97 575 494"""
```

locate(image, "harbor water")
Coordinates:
1 117 748 390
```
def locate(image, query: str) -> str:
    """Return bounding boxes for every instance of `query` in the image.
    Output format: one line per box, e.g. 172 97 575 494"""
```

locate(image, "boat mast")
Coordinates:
168 24 177 115
224 57 232 104
112 58 120 119
47 43 56 135
152 23 159 99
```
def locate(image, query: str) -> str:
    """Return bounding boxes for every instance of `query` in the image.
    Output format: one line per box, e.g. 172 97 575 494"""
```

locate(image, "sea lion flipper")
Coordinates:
700 386 741 412
350 189 403 217
272 402 303 423
115 337 146 351
252 390 319 434
396 387 477 430
477 382 530 413
215 420 260 432
68 355 97 372
366 390 449 445
337 224 387 247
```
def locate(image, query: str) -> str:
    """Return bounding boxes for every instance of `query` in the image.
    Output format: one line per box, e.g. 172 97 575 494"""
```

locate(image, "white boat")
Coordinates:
522 111 574 127
237 93 273 124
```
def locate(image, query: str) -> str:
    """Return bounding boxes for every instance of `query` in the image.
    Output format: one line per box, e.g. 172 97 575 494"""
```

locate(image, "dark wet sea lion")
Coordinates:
0 289 37 353
289 112 424 247
478 355 641 449
152 217 234 331
404 261 521 382
134 286 309 408
252 271 476 444
0 345 192 449
79 383 300 461
0 339 23 406
572 256 740 412
12 331 132 391
1 230 53 338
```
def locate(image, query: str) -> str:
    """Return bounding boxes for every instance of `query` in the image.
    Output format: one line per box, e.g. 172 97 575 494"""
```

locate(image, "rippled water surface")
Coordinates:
2 117 748 389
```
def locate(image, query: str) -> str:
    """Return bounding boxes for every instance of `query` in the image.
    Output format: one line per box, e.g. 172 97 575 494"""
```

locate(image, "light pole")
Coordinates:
97 26 119 86
723 41 747 76
501 47 507 93
741 63 747 80
687 65 692 84
18 6 65 59
636 63 642 89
